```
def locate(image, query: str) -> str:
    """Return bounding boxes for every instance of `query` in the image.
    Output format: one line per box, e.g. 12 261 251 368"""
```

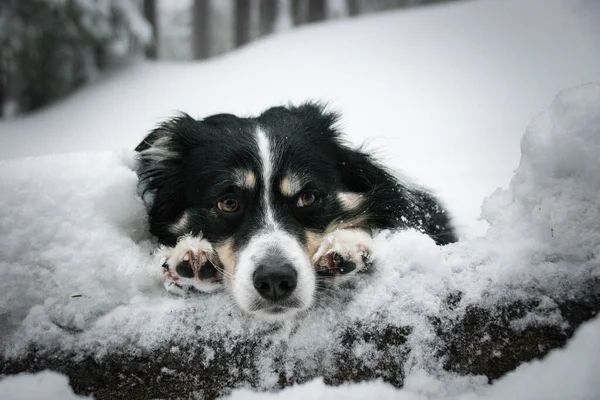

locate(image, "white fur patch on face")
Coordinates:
256 128 277 230
169 209 190 235
280 174 303 197
337 192 364 211
226 127 316 320
233 169 256 189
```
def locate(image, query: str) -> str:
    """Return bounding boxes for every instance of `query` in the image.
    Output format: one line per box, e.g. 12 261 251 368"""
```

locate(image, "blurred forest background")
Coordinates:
0 0 454 118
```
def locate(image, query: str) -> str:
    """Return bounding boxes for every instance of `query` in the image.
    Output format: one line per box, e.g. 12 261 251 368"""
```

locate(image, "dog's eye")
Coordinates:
217 198 240 213
296 192 316 208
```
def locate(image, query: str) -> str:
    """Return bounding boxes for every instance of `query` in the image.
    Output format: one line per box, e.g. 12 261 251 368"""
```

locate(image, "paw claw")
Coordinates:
361 252 373 268
333 252 344 266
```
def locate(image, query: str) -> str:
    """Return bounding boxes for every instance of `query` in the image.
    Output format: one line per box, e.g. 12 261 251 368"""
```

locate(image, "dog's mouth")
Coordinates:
249 297 305 313
262 306 288 315
252 303 305 320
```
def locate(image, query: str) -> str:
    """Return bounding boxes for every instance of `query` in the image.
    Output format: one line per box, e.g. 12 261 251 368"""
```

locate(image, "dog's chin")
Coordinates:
228 277 313 321
252 305 303 322
231 292 312 321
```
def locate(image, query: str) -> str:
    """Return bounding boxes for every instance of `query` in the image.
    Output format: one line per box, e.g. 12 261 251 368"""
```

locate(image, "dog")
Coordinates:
135 102 456 320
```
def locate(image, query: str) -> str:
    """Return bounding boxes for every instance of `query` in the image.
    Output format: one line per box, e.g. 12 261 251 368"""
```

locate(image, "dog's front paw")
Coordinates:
157 235 223 295
312 229 374 277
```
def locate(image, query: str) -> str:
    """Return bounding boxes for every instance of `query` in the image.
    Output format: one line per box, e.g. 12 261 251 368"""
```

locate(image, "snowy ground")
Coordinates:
1 0 599 399
0 371 89 400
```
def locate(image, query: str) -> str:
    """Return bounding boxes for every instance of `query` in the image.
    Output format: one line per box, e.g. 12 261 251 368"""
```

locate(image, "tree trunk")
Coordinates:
0 0 19 117
0 50 5 118
143 0 159 59
307 0 326 22
292 0 308 25
235 0 252 47
259 0 278 36
192 0 211 60
346 0 361 16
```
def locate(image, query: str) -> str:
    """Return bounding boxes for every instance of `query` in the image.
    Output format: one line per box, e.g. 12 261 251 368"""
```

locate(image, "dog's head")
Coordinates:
136 103 455 319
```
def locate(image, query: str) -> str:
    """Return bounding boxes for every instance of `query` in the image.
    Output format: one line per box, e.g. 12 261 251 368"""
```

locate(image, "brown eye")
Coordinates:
217 198 240 213
296 192 316 208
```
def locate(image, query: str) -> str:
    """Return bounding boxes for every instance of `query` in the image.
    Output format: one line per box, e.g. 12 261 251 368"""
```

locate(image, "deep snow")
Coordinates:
0 0 599 398
0 371 89 400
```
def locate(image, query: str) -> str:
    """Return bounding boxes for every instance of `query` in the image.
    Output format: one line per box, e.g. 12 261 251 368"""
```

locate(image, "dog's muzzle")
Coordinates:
232 232 315 319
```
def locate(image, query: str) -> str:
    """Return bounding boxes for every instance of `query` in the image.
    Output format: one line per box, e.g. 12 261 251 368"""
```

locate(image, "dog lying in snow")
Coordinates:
135 102 456 320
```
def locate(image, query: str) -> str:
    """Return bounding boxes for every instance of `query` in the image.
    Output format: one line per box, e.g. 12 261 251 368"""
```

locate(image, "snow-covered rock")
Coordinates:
227 313 600 400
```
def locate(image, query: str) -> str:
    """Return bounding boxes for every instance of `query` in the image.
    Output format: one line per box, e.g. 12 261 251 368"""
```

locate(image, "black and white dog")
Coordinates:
135 103 456 320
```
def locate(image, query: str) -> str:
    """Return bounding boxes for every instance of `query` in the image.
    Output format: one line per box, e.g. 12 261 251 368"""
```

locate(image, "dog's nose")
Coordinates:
253 263 297 302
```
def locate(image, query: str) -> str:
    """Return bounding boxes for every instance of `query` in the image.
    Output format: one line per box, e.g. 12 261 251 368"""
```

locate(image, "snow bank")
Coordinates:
1 82 599 397
478 83 600 297
0 370 89 400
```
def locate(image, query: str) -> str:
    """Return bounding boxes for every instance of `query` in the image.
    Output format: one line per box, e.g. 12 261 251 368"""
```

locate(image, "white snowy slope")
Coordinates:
0 371 90 400
1 0 599 236
0 79 599 398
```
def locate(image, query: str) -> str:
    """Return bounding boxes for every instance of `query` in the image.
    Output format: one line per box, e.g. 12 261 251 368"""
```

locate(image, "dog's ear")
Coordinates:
135 114 199 244
335 145 457 245
287 101 341 137
284 102 456 244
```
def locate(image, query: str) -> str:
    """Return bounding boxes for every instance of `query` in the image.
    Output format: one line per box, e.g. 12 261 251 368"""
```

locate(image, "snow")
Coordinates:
0 0 599 398
0 371 89 400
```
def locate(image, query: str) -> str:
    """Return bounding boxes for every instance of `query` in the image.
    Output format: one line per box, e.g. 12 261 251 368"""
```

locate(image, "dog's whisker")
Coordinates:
212 265 235 280
313 288 338 301
314 293 337 305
